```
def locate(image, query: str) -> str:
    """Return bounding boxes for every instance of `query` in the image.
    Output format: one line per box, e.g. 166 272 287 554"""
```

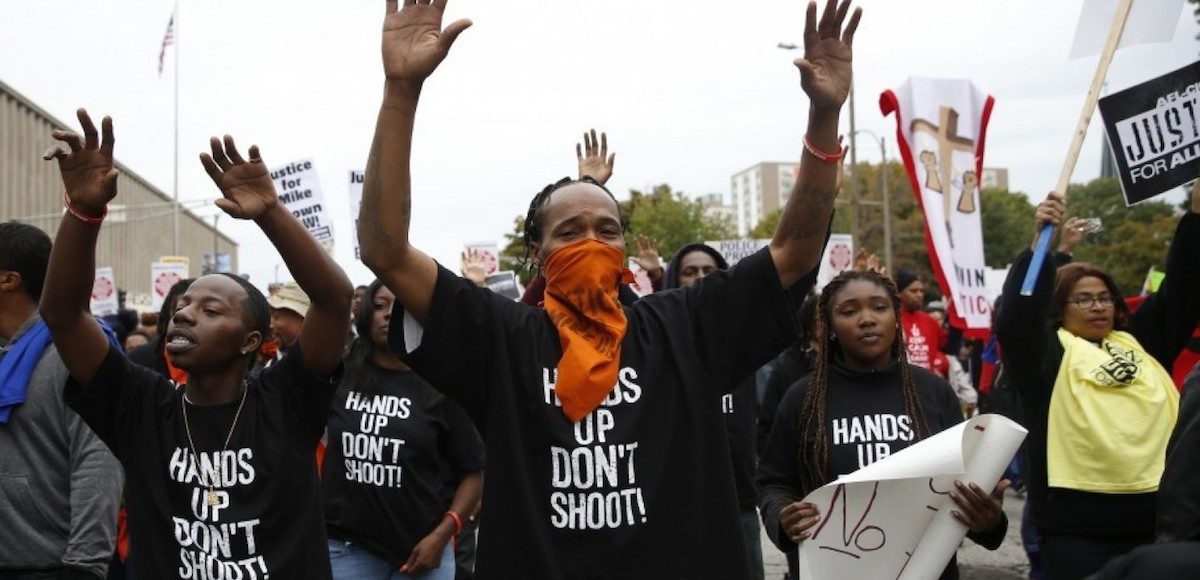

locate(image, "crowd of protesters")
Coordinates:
3 1 1200 579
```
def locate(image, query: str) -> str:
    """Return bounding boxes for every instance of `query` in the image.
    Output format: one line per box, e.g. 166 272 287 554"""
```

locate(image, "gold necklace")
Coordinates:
181 382 248 506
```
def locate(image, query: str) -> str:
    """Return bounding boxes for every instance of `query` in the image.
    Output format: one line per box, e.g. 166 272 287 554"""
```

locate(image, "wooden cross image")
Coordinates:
911 107 977 239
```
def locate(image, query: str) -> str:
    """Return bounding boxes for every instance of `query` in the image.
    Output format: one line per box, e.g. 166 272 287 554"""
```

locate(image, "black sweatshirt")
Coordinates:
757 360 1005 579
994 212 1200 538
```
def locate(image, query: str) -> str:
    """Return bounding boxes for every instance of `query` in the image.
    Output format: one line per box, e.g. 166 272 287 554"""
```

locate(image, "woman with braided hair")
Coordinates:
757 269 1009 579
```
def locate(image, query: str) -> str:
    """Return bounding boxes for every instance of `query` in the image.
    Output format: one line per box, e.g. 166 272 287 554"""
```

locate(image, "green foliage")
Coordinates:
499 215 535 285
1064 178 1178 294
622 184 735 261
979 187 1035 268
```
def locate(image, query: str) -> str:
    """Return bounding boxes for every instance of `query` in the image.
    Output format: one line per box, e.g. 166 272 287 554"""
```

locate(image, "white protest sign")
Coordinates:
270 158 334 252
816 234 854 291
151 261 189 310
627 258 660 297
797 414 1027 580
703 239 770 267
464 241 500 275
1068 0 1184 59
348 170 364 260
90 267 118 317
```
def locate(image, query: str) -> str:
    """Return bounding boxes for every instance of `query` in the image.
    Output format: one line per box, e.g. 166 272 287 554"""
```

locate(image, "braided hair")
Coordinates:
519 176 627 271
796 269 930 492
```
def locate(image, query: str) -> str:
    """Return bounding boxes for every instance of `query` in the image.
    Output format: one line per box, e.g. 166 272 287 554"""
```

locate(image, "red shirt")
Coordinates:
901 309 946 375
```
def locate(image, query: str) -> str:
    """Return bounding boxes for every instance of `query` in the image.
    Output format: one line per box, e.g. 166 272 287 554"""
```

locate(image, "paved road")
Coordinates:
760 491 1030 579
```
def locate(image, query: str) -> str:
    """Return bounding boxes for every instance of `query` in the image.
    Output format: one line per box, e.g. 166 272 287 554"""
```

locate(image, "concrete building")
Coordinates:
696 192 735 229
1 79 236 300
730 162 797 236
981 167 1009 191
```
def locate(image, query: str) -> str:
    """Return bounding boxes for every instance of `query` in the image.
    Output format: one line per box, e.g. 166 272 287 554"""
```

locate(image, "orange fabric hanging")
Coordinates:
163 348 188 385
541 239 633 422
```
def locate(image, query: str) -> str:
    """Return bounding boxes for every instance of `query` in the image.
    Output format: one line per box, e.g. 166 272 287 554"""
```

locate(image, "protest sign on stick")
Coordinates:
1099 60 1200 206
796 414 1027 580
1021 0 1181 295
816 234 854 292
270 158 335 253
90 267 118 317
464 242 499 275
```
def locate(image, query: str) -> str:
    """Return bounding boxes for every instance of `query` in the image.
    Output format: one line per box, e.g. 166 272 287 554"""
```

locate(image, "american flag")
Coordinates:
158 9 176 76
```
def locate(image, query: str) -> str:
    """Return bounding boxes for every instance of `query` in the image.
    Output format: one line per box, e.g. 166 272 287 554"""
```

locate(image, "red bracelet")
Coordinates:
802 134 844 165
445 510 463 536
62 192 106 225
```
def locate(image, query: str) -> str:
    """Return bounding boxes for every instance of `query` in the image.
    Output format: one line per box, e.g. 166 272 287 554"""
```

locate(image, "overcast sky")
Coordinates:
1 0 1196 290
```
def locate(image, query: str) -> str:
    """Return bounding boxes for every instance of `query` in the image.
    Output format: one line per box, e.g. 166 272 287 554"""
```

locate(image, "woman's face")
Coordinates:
370 285 395 350
1061 275 1115 341
829 279 898 370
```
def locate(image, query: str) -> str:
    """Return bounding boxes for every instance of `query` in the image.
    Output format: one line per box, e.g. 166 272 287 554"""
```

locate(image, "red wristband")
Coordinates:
445 510 463 536
62 192 106 225
802 134 844 165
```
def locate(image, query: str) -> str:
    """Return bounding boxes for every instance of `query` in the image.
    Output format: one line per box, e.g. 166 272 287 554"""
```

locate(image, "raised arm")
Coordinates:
358 0 471 325
38 109 120 386
200 136 352 377
769 0 861 287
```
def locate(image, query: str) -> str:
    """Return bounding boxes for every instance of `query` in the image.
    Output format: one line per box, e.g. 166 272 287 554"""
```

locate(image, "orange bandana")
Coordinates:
542 239 634 422
163 348 188 386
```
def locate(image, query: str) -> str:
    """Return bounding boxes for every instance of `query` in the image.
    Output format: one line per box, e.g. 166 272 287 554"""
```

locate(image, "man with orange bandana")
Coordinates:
357 0 861 576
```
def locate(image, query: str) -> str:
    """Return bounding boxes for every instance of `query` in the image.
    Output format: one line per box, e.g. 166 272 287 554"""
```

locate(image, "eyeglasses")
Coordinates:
1068 294 1114 309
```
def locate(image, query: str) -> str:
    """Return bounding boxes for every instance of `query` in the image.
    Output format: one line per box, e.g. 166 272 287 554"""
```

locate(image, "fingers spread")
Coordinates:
209 137 232 171
77 108 99 149
100 116 115 157
804 2 818 46
199 153 223 181
842 7 862 45
224 135 246 165
818 0 837 36
440 18 472 51
607 152 616 168
833 0 851 31
600 132 608 158
53 130 84 153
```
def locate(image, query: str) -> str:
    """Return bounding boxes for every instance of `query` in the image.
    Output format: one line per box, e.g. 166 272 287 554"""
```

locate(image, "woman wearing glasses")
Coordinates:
995 185 1200 580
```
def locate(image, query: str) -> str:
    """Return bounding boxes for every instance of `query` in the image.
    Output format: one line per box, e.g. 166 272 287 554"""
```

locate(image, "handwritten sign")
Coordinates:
348 170 364 260
464 242 499 275
270 158 334 252
797 414 1026 580
627 259 659 297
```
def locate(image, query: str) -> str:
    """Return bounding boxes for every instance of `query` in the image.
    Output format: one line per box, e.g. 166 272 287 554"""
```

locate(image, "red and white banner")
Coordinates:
881 78 994 336
91 267 118 317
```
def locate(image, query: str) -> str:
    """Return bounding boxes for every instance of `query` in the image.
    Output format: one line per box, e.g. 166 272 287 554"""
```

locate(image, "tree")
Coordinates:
979 187 1035 268
622 184 735 261
499 215 535 285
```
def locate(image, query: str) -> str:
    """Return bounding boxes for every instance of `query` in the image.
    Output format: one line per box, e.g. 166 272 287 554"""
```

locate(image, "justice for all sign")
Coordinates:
1100 60 1200 206
270 159 335 250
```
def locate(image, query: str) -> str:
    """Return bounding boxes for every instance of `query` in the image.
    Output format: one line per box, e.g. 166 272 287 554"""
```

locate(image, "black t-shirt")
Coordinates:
725 375 759 510
757 361 1004 580
390 247 810 579
66 344 338 580
322 368 485 566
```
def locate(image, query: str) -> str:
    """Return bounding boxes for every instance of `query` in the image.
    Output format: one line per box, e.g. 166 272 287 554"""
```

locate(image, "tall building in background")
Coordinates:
730 162 797 236
696 192 734 228
981 167 1009 191
0 79 237 295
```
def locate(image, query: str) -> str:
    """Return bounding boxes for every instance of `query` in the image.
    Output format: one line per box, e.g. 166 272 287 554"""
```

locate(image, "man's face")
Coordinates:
677 251 719 288
529 183 625 266
165 275 259 372
269 308 305 348
900 280 925 311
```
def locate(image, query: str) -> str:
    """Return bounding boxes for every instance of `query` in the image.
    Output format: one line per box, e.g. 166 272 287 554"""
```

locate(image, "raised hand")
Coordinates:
382 0 472 86
43 108 118 216
200 136 277 221
461 249 489 287
630 235 663 281
796 0 861 111
577 128 616 185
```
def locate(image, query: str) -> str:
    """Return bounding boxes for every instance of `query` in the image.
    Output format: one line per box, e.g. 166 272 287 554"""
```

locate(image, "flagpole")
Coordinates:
1020 0 1133 296
172 1 181 256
